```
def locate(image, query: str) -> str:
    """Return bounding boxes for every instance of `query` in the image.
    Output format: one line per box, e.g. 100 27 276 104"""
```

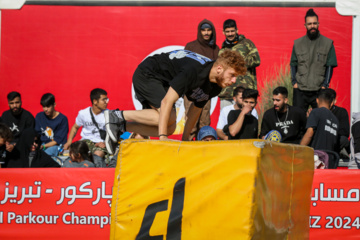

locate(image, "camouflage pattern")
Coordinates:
218 35 260 99
83 139 109 155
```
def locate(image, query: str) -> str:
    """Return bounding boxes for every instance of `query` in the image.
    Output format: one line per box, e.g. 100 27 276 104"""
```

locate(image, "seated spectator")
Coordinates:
1 91 34 152
260 86 306 144
226 89 259 139
64 88 109 168
300 89 339 151
349 112 360 169
0 123 13 167
4 128 60 168
216 86 258 140
197 126 217 141
352 114 360 154
35 93 69 157
63 141 95 168
328 88 350 156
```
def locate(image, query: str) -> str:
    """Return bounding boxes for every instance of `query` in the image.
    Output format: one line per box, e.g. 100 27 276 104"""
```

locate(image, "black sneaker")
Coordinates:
105 133 117 155
105 109 125 142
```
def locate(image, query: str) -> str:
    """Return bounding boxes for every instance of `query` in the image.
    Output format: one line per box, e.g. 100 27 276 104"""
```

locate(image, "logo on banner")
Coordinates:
310 182 360 230
131 46 218 134
136 178 185 240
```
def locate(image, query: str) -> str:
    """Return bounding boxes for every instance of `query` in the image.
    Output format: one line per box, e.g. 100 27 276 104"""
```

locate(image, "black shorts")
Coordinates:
133 59 169 109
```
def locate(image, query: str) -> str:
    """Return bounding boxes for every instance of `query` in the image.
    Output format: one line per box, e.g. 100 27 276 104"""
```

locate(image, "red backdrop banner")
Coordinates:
0 6 352 136
310 170 360 239
0 169 113 240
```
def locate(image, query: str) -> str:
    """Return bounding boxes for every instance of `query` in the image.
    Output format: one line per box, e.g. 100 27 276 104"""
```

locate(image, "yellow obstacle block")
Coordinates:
110 139 314 240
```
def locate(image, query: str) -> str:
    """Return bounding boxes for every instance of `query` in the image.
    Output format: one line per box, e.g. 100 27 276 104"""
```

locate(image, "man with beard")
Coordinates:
260 87 307 144
1 91 35 152
104 49 246 152
183 19 220 140
218 19 260 110
290 8 337 113
216 86 258 140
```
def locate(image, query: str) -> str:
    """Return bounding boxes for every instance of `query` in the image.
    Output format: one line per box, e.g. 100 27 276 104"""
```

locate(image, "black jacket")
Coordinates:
4 128 60 168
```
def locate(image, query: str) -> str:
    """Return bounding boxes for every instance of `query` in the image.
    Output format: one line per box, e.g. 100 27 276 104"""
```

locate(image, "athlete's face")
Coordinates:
94 95 109 111
8 97 22 115
201 28 212 41
223 27 237 42
216 67 237 88
43 105 55 117
0 137 5 146
273 94 288 112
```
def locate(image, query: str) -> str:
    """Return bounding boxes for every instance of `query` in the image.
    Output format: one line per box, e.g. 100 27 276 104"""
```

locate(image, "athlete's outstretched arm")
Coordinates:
182 103 202 141
158 87 179 140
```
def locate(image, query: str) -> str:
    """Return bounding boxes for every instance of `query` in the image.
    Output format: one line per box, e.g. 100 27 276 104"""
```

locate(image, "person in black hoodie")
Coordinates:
185 19 219 60
4 128 60 168
1 91 35 151
183 19 220 140
0 123 13 167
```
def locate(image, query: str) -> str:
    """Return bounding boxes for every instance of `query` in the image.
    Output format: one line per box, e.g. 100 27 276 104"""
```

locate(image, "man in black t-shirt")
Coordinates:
328 88 350 156
260 86 306 144
104 49 246 150
1 91 35 152
300 89 338 151
226 89 259 140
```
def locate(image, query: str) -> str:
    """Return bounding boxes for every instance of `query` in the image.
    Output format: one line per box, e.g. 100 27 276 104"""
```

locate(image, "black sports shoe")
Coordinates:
105 109 125 142
105 133 117 155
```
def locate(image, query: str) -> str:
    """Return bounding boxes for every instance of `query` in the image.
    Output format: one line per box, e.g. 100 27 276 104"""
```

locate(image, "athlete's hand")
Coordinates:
293 83 298 88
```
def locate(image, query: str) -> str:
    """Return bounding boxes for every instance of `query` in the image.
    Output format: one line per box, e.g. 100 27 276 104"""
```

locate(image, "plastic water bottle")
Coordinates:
58 144 64 155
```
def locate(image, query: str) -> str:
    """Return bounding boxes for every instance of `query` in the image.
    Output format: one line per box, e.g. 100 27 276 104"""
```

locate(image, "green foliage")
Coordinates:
256 63 293 128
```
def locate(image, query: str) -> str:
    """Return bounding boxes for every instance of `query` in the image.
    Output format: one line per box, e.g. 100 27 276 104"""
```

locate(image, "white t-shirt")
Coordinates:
216 105 258 129
75 107 106 143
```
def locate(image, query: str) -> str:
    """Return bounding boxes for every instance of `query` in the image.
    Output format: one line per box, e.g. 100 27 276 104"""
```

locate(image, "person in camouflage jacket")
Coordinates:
219 19 260 109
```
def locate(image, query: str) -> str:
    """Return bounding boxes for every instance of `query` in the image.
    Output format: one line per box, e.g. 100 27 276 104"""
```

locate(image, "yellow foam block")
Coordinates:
110 139 314 240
